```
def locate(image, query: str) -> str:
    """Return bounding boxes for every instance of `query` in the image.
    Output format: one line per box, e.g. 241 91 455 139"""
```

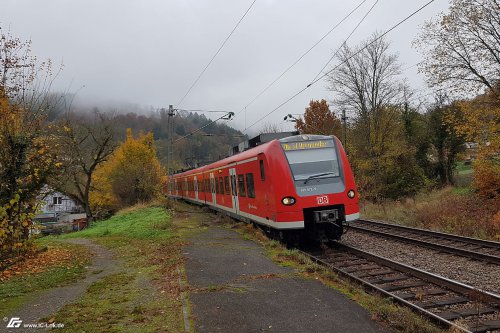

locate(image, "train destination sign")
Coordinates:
281 140 333 151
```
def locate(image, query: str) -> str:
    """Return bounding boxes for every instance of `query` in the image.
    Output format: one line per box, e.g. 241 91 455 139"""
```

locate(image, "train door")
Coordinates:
209 172 216 205
194 176 199 201
229 168 239 214
184 178 188 197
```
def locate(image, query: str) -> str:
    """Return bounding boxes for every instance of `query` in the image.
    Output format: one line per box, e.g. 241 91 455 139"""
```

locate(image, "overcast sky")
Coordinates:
2 0 449 135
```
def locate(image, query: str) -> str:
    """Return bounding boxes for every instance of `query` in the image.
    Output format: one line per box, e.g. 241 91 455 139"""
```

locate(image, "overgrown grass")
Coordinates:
361 187 500 240
49 202 203 332
0 242 89 318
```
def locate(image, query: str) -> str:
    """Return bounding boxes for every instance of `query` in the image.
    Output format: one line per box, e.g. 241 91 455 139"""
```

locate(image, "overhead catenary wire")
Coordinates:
233 0 371 120
310 0 380 84
244 0 437 133
175 0 257 109
174 112 235 143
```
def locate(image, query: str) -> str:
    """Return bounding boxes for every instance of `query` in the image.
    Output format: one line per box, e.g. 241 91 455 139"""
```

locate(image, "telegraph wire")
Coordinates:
233 0 371 119
244 0 437 132
175 0 257 109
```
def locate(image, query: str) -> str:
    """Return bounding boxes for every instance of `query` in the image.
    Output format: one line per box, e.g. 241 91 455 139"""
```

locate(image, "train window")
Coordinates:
246 173 255 198
194 179 198 192
237 174 246 197
219 177 224 195
224 176 230 194
259 160 265 181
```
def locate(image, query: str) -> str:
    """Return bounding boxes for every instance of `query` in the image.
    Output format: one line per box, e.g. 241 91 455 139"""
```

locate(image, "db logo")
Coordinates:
316 195 329 205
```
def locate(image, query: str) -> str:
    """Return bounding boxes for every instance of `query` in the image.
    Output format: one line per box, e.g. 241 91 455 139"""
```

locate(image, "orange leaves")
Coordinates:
448 90 500 198
0 246 84 282
295 99 342 137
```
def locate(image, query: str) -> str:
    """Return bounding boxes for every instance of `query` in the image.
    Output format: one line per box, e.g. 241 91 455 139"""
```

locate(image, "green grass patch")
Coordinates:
51 272 180 333
45 202 200 332
60 206 173 241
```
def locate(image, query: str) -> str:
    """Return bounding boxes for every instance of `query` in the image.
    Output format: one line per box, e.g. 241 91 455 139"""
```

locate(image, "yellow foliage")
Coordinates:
90 129 163 214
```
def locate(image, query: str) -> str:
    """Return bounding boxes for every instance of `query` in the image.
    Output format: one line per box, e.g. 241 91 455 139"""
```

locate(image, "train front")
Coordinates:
278 135 359 241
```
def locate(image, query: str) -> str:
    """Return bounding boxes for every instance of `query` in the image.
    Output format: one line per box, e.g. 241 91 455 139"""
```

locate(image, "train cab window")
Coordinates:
224 176 230 194
219 177 224 195
246 173 255 198
259 160 265 181
237 174 246 197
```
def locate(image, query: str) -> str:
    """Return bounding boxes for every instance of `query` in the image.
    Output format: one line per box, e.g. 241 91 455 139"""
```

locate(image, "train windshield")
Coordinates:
282 140 340 181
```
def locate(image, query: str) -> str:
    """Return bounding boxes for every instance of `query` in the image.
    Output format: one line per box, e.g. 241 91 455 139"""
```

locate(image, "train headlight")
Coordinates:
281 196 296 206
347 190 355 199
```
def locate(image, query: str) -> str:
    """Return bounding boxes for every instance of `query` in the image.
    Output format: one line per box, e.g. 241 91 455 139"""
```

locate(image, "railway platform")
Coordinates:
183 225 388 333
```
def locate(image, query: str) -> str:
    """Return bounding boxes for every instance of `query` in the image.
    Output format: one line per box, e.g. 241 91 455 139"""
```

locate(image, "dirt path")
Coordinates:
2 239 122 333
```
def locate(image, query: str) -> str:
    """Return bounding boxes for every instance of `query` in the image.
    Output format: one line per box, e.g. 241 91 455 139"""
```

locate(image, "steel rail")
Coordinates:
301 242 500 333
349 219 500 265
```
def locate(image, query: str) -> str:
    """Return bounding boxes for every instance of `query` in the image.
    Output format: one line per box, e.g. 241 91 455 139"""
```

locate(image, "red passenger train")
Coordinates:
165 134 359 242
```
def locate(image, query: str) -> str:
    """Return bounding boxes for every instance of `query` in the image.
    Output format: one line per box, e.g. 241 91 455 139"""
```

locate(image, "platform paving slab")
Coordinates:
185 227 389 333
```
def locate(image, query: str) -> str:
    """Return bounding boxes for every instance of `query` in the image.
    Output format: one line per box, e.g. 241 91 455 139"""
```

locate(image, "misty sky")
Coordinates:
2 0 449 135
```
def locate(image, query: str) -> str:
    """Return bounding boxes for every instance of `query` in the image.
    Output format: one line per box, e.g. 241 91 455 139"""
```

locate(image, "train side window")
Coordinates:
194 179 198 192
259 160 265 181
224 176 230 194
246 173 255 198
219 177 224 195
237 174 246 197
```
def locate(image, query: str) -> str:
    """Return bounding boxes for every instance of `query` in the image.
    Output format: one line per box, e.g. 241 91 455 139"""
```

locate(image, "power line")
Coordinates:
174 112 235 143
177 108 231 113
310 0 380 83
244 0 437 132
175 0 257 109
233 0 371 121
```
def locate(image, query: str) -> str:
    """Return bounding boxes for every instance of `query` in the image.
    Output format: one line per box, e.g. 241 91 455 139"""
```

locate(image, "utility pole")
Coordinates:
167 105 175 178
341 109 347 154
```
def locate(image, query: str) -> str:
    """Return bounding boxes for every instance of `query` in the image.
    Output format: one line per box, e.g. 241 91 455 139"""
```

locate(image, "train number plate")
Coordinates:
316 195 329 205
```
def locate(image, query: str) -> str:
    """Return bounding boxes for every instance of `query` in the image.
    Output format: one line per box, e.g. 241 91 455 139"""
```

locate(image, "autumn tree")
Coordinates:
90 129 163 215
295 99 342 136
0 28 61 259
52 111 116 222
448 89 500 197
415 0 500 94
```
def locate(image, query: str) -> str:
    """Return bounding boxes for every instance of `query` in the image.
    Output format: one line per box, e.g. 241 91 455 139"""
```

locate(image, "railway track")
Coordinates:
302 242 500 333
348 219 500 265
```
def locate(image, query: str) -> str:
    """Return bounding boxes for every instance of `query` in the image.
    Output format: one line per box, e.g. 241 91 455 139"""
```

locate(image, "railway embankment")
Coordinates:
343 228 500 295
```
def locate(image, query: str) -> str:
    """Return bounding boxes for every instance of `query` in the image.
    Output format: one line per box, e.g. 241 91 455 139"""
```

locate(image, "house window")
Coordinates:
53 197 62 205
